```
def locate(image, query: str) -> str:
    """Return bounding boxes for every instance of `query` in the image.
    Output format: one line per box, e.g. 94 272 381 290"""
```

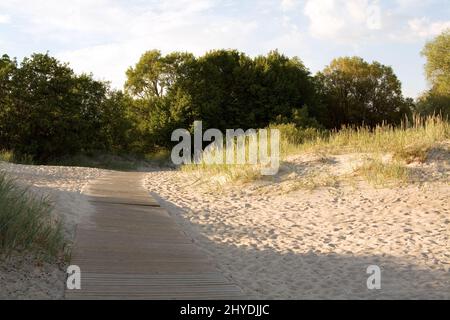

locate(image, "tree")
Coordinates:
0 54 17 148
316 57 411 128
253 50 318 126
124 49 321 149
125 50 194 99
6 53 81 160
422 29 450 95
415 91 450 118
417 29 450 117
180 49 256 130
175 49 318 131
0 54 15 100
98 90 137 152
1 53 134 161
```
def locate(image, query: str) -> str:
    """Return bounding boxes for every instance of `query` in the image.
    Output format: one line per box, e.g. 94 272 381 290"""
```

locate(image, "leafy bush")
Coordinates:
0 53 136 162
415 92 450 118
269 123 324 145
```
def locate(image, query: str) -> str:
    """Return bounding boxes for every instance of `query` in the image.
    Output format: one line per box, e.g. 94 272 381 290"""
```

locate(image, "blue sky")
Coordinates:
0 0 449 98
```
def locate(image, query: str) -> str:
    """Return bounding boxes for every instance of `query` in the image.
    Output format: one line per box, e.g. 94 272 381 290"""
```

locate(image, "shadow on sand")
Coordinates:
152 193 450 300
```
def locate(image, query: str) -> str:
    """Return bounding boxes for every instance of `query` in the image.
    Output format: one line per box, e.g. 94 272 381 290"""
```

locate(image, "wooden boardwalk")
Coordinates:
65 172 244 300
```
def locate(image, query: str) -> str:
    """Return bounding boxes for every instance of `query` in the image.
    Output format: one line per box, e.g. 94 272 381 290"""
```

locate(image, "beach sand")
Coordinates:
0 146 448 299
0 162 105 299
144 151 450 299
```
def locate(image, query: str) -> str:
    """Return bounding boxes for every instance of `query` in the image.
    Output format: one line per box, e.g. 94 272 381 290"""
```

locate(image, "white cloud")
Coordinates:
408 17 450 39
303 0 383 42
2 0 303 89
302 0 449 44
0 0 446 98
280 0 298 11
395 0 433 9
56 8 262 89
0 0 217 39
0 0 236 88
0 14 10 24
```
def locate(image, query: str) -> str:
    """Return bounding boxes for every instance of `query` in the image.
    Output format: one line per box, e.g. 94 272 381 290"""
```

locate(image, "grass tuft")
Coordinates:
0 173 65 258
0 151 34 165
0 150 14 163
393 144 431 164
355 158 410 187
182 163 261 184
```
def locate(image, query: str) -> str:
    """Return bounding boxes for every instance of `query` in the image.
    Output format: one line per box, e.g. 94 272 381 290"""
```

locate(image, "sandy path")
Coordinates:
144 169 450 299
1 157 448 299
0 162 106 299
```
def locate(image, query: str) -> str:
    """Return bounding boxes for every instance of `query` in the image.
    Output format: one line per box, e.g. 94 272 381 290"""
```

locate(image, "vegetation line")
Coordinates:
0 30 448 165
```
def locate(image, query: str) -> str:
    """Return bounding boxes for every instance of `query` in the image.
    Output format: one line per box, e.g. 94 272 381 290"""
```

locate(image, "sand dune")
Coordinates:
1 148 448 299
144 152 450 299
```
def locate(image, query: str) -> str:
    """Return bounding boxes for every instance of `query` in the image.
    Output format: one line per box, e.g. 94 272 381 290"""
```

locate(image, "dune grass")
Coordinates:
0 150 14 163
355 158 411 187
290 115 449 158
0 173 65 258
182 162 261 184
181 115 449 188
0 150 34 165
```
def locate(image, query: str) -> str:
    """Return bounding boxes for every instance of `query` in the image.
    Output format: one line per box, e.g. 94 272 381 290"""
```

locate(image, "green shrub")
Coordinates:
0 53 135 163
270 123 324 145
0 150 13 162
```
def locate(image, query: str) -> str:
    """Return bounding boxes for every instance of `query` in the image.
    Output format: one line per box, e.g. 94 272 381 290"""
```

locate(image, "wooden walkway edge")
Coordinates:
65 172 244 300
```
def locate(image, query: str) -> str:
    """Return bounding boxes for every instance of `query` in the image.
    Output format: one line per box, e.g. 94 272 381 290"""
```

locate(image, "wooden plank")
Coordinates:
66 272 244 300
65 171 244 300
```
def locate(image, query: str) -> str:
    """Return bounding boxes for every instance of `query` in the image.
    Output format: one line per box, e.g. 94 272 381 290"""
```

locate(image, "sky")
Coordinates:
0 0 449 98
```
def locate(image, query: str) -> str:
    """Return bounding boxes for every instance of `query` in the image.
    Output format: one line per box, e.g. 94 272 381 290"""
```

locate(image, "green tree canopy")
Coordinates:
0 53 134 161
415 91 450 117
125 49 320 148
0 55 17 148
422 29 450 95
125 50 194 99
316 57 411 128
417 29 450 117
173 49 318 131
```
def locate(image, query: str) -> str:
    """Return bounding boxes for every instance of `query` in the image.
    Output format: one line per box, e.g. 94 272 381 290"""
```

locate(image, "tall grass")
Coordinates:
0 150 34 164
0 173 65 258
0 150 14 162
291 115 449 158
180 115 449 187
181 130 277 183
355 158 411 186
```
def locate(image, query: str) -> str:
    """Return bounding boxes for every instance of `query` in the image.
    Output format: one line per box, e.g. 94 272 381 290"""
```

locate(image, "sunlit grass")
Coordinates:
0 151 34 164
291 115 449 157
355 158 410 187
180 115 449 189
0 150 14 163
0 173 65 258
